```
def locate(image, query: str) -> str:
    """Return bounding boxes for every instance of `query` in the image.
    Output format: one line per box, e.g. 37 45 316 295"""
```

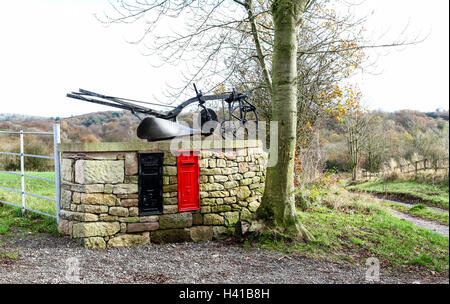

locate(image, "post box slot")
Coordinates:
138 152 164 215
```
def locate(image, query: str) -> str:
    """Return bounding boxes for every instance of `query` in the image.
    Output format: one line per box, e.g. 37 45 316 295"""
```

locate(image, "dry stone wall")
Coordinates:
58 141 267 248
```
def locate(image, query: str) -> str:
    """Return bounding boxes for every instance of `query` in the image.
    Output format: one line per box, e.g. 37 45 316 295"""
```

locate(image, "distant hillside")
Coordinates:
0 108 448 146
0 110 142 143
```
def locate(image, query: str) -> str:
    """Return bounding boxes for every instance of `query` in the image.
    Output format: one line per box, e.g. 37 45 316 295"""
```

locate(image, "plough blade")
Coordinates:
137 116 201 141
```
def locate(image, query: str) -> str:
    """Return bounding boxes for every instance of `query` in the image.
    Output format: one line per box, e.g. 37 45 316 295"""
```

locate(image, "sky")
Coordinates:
0 0 448 118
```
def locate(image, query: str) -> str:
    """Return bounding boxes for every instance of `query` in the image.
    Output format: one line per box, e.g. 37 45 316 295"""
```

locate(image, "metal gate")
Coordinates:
0 124 61 223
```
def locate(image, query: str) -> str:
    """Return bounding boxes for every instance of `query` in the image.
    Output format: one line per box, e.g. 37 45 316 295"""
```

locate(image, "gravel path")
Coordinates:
389 209 449 237
368 196 449 237
382 199 449 214
0 230 447 284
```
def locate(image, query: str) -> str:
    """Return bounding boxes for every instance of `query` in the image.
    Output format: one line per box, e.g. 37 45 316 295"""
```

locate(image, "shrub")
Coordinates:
0 143 52 172
24 144 52 171
383 172 401 183
325 158 346 172
409 204 426 212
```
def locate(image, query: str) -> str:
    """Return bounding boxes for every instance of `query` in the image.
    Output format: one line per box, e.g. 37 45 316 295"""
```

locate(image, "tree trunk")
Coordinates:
258 0 313 240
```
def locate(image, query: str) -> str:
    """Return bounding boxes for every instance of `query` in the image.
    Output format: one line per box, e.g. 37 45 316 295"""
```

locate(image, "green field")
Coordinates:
0 171 57 216
347 179 449 210
0 171 58 236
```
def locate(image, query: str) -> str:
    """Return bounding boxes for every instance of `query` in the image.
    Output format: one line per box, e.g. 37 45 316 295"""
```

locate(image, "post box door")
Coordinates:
177 150 200 212
139 152 164 215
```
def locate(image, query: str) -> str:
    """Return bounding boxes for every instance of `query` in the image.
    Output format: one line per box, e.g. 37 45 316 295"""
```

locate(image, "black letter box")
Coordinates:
138 152 164 215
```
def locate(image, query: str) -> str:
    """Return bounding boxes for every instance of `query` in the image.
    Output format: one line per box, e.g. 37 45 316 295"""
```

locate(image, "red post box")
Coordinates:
177 150 200 212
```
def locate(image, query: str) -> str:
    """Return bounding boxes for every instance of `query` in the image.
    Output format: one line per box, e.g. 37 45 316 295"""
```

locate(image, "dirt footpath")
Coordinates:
0 230 447 284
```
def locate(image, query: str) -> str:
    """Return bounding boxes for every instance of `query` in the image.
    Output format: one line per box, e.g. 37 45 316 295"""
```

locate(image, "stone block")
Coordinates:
81 193 118 206
120 199 138 207
77 204 109 214
109 207 129 217
203 213 224 225
124 176 138 184
163 197 178 205
100 214 119 222
84 237 106 249
163 184 178 192
216 176 229 183
113 184 138 194
190 226 213 242
216 159 226 168
200 183 224 191
213 226 231 240
162 166 177 176
129 207 138 217
151 229 190 244
209 159 216 168
72 192 81 204
61 159 73 182
159 213 193 229
193 213 203 225
243 171 256 178
198 159 209 168
119 217 140 223
104 184 113 194
224 212 240 227
163 205 178 214
224 196 237 204
124 153 138 175
236 186 251 200
240 178 252 186
72 222 120 238
74 160 124 184
139 215 159 223
238 162 249 173
127 222 159 233
108 233 150 247
209 191 229 198
200 206 211 213
248 201 260 212
223 181 238 189
57 218 70 235
211 205 231 213
61 189 72 210
240 207 253 221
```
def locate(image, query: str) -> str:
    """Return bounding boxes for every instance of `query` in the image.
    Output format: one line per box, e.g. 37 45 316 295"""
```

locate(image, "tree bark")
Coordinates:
258 0 313 240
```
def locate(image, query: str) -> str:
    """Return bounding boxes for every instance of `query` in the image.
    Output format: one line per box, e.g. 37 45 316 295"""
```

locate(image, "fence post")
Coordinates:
53 124 61 225
20 130 26 216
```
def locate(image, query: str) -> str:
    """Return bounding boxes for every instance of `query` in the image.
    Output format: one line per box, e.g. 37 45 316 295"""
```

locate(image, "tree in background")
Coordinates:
339 87 368 180
362 114 388 173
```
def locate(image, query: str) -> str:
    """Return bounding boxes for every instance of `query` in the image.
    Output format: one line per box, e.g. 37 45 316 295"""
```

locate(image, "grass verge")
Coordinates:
0 171 57 235
245 186 449 274
346 179 449 210
0 203 58 236
0 171 56 216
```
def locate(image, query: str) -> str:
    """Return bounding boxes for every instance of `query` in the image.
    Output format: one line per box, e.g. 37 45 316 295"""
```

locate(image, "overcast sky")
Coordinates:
0 0 448 118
